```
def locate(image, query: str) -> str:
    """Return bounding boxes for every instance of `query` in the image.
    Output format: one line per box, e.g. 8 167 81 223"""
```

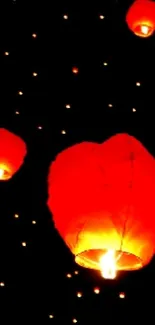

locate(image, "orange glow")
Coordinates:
0 282 5 287
32 33 37 38
47 134 155 276
119 292 125 299
0 168 4 179
66 273 72 278
72 67 79 74
0 129 27 181
74 270 79 275
14 214 19 219
126 0 155 38
63 14 68 20
141 24 149 35
94 287 100 294
49 315 54 319
100 250 117 279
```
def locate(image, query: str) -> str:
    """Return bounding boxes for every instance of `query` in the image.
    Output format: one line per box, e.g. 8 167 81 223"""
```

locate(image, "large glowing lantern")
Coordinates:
47 134 155 279
0 128 27 180
126 0 155 38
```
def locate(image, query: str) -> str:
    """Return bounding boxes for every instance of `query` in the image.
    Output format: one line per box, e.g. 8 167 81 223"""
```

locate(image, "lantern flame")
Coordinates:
141 25 149 35
0 168 4 179
100 250 117 279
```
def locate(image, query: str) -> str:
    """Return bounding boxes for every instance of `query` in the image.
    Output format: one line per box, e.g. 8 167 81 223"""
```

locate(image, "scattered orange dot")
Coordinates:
32 33 37 38
63 14 68 20
65 104 71 109
99 15 105 19
94 287 100 294
72 67 79 74
66 273 72 278
119 292 125 299
49 314 54 319
0 282 5 287
14 213 19 219
74 270 79 275
21 242 26 247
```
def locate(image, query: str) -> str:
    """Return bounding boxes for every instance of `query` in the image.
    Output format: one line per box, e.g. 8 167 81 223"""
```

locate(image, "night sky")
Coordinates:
1 0 155 323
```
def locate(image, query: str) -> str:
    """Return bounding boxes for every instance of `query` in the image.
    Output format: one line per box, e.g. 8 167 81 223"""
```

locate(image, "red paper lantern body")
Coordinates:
47 134 155 274
0 128 27 180
126 0 155 38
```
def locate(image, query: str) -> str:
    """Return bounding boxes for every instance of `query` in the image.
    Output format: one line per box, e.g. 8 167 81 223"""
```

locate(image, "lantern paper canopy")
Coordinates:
126 0 155 38
0 128 27 180
47 134 155 278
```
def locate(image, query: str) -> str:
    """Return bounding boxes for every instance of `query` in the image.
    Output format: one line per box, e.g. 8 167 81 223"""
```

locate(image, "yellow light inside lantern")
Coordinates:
100 250 117 279
0 164 11 180
0 168 4 179
141 25 149 35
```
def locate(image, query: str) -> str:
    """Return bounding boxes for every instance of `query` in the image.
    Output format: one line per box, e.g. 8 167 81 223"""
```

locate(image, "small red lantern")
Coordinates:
126 0 155 38
0 128 27 180
72 67 79 74
47 134 155 278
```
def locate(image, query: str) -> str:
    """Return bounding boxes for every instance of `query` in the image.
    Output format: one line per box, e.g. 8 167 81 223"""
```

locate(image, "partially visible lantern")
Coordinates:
126 0 155 38
0 128 27 180
47 134 155 279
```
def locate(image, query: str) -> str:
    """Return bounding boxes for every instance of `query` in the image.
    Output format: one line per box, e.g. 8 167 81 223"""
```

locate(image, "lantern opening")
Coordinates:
75 249 143 278
0 165 11 180
134 22 154 37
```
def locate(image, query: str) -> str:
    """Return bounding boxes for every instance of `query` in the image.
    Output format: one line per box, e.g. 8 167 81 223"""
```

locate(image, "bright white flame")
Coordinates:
100 250 116 279
141 25 149 35
0 168 4 179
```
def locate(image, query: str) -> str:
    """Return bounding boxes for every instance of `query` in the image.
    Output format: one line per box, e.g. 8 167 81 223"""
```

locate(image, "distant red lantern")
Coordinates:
0 128 27 180
47 134 155 279
72 67 79 74
126 0 155 38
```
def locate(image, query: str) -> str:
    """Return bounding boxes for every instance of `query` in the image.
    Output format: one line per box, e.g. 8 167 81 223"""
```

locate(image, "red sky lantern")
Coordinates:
72 66 79 74
126 0 155 38
47 134 155 279
0 128 27 180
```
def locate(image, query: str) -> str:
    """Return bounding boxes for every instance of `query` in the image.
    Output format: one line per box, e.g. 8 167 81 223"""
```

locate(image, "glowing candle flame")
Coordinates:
141 25 149 35
0 168 4 179
100 250 117 279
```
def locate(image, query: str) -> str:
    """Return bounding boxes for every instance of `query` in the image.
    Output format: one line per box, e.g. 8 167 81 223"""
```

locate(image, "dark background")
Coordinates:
0 0 155 323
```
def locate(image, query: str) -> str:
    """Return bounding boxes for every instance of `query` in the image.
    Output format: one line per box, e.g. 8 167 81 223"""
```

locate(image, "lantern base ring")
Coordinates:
75 248 143 271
